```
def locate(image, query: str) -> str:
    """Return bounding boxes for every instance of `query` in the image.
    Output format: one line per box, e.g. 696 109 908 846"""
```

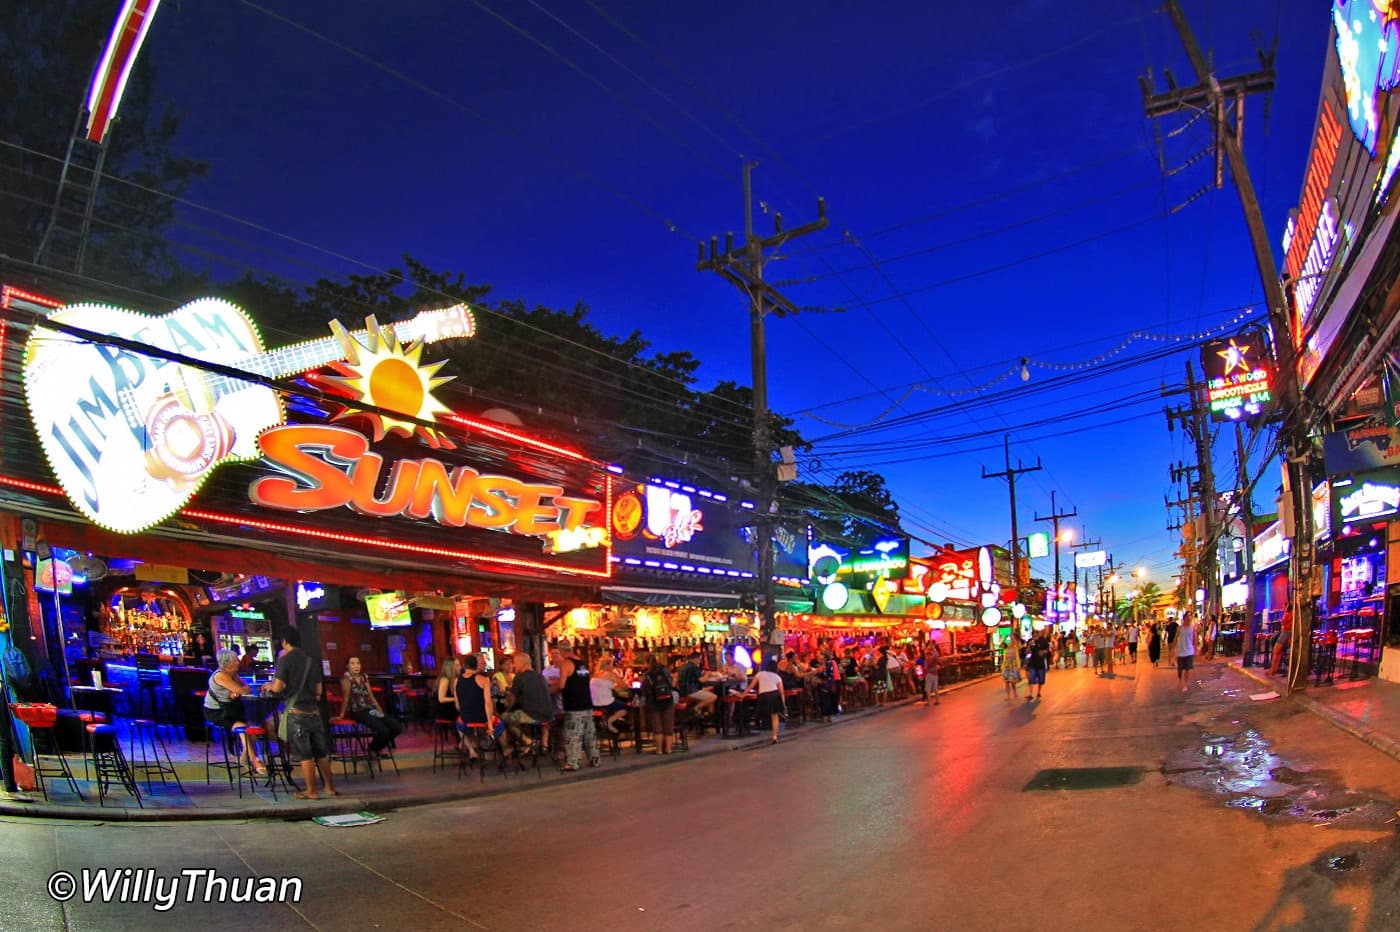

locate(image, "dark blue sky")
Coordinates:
135 0 1330 589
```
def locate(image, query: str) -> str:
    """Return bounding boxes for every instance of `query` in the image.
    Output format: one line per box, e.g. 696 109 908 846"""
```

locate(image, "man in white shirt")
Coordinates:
1176 613 1198 693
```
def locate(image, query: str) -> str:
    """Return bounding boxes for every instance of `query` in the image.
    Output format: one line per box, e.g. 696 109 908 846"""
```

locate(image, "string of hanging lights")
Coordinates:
796 305 1261 429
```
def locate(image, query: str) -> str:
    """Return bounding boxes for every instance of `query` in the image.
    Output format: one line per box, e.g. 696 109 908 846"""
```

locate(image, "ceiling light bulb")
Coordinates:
1020 358 1030 382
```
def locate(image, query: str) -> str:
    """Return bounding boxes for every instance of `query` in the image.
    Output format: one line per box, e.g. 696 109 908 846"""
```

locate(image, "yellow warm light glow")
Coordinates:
567 607 595 630
634 610 661 638
1059 529 1075 543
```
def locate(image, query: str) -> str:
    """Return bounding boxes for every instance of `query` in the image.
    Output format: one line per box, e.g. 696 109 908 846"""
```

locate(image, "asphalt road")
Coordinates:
7 659 1400 931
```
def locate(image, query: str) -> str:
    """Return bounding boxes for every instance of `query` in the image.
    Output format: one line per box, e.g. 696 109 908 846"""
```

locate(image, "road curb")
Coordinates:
0 676 996 823
1231 661 1400 764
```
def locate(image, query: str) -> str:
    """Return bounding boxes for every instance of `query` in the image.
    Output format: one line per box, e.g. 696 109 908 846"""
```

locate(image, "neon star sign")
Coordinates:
1216 338 1252 375
1201 328 1274 422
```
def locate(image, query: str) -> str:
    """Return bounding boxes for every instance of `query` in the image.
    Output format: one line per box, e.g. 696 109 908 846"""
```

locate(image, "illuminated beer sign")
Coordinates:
1331 468 1400 528
1201 329 1273 421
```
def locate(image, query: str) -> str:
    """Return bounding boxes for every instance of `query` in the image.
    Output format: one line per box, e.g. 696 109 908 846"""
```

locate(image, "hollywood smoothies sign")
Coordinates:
14 294 611 575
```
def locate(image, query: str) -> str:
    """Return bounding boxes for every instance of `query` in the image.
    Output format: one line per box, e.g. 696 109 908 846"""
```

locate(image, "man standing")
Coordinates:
1024 630 1050 700
263 628 337 800
1165 616 1180 656
1127 622 1139 664
553 641 598 772
1101 626 1116 677
1176 613 1198 693
922 640 943 705
1269 608 1292 676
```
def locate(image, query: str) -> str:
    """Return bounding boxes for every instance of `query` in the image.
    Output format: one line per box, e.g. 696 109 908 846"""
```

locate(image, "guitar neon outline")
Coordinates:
22 297 474 534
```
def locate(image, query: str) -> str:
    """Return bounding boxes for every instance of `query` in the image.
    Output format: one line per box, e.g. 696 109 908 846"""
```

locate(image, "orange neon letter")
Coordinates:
512 484 565 536
349 453 422 517
470 476 523 530
553 495 601 532
250 424 363 511
405 459 478 527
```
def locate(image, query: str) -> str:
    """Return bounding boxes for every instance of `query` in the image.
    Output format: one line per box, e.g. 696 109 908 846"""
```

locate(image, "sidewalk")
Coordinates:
0 679 985 822
1234 659 1400 763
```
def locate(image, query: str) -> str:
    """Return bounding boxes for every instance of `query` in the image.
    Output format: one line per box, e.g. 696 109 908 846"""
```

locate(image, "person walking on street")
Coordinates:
1000 635 1023 701
1147 623 1162 667
1127 623 1139 664
1024 630 1050 700
747 659 786 744
1177 613 1198 693
922 640 943 706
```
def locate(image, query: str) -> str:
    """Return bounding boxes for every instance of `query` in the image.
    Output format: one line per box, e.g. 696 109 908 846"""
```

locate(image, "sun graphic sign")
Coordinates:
319 317 458 448
1201 327 1274 422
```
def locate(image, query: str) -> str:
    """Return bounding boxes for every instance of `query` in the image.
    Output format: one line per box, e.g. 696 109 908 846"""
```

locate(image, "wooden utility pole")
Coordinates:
1144 0 1312 692
698 164 826 640
1166 458 1202 613
1236 422 1259 665
1070 533 1102 624
981 435 1043 601
1034 492 1078 624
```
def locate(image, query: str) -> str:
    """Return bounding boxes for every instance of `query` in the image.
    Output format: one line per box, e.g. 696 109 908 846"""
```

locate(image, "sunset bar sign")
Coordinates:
250 424 605 546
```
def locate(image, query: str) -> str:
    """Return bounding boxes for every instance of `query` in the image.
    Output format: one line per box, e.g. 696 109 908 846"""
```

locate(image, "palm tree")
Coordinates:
1114 583 1162 623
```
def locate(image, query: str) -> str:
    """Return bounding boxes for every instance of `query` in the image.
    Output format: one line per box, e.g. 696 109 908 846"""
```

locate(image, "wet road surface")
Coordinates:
6 659 1400 931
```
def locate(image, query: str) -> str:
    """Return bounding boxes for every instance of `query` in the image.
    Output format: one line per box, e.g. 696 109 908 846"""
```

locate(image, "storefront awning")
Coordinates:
600 585 742 610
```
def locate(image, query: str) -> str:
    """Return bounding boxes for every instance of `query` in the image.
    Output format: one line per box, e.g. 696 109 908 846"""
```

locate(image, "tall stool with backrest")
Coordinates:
87 722 142 807
11 703 83 801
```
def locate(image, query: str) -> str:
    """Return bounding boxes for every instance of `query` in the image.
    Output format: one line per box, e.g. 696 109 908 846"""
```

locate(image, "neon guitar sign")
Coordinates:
22 297 474 533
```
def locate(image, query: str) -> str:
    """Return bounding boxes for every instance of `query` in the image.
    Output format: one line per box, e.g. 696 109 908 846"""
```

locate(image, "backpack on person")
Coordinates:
646 667 673 706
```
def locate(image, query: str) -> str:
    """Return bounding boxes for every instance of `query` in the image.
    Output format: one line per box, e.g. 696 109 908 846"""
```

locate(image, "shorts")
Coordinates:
924 671 940 692
284 711 330 763
1026 667 1046 685
1176 655 1195 672
686 690 716 707
502 709 541 730
647 704 675 735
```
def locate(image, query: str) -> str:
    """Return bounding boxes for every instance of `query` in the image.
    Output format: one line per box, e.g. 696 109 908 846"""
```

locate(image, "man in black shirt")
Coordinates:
1024 632 1051 701
501 652 553 758
263 628 337 799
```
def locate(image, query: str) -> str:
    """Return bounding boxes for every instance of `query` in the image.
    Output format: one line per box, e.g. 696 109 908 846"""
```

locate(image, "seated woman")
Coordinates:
339 657 404 757
454 654 493 761
433 657 460 720
590 654 629 734
203 648 266 775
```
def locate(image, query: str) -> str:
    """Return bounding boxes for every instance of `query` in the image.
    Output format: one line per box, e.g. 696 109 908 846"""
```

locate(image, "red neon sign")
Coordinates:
85 0 162 144
0 475 612 578
250 424 604 539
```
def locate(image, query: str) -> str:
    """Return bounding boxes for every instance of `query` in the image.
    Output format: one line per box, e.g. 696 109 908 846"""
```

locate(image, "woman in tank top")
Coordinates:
454 654 492 761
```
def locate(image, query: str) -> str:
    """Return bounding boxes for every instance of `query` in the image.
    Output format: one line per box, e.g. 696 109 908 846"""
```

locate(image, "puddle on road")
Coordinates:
1164 717 1398 830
